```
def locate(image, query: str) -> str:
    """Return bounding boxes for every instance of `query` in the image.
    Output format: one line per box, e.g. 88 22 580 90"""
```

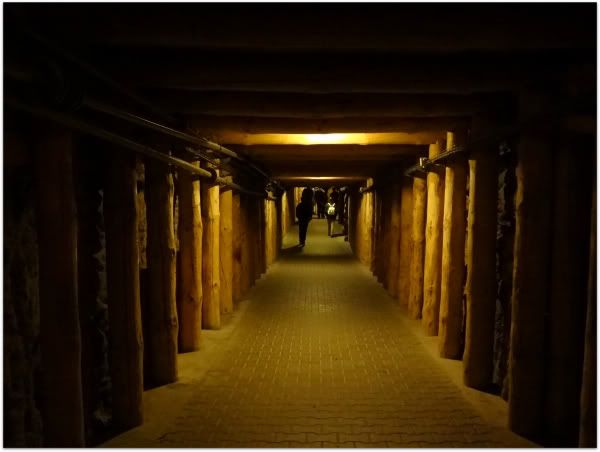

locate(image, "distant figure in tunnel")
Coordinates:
326 195 337 237
296 188 314 246
314 188 327 218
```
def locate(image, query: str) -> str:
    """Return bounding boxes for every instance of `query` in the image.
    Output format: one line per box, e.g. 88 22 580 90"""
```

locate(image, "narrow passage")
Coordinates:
107 219 532 448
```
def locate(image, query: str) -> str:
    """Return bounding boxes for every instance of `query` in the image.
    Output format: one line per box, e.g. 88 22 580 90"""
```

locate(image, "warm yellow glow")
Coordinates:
202 131 443 145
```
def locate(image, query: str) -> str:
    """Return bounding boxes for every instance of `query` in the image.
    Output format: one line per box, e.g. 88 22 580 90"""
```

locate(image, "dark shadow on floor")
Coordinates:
280 244 304 256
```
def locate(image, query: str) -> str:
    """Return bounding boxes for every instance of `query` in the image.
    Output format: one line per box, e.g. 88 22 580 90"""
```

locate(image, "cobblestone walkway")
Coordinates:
107 219 532 448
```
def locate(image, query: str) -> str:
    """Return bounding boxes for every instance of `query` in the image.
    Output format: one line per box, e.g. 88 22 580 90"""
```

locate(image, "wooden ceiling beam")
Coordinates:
196 131 443 146
230 144 427 158
187 116 470 134
16 4 593 52
150 92 506 118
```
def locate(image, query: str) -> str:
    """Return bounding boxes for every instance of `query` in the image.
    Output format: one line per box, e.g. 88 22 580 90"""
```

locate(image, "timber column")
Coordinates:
201 164 221 329
34 127 85 446
508 89 555 440
386 180 402 298
408 174 427 319
220 182 234 314
176 162 203 352
397 177 413 306
104 149 144 428
146 160 178 385
422 140 445 335
438 131 467 359
463 118 498 389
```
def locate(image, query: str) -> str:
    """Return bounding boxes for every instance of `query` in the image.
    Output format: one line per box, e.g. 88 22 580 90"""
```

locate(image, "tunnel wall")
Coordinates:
354 110 596 447
3 122 282 446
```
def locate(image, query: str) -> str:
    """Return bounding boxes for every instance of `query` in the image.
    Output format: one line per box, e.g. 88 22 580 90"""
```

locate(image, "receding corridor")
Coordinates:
104 220 531 448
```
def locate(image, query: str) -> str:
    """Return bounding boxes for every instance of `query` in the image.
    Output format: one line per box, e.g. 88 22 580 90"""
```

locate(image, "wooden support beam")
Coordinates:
463 120 498 389
188 116 470 134
232 192 242 304
508 91 555 440
579 187 596 447
201 167 221 329
386 182 402 297
146 161 178 385
201 131 444 146
438 131 468 359
240 194 251 296
219 179 234 314
176 161 203 352
230 144 428 160
544 135 593 446
151 91 503 118
422 140 445 336
73 143 105 442
408 176 427 319
34 127 85 446
398 178 414 307
104 150 144 428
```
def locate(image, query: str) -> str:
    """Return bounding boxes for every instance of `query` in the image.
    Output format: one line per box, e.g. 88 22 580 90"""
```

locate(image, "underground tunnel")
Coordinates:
3 3 597 448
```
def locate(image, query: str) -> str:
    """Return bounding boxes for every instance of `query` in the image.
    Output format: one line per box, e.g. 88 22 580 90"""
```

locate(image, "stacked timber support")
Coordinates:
176 162 203 352
422 140 446 335
220 183 233 315
463 119 498 390
201 166 221 330
34 128 85 447
146 161 178 385
508 90 555 440
408 175 427 319
438 131 467 359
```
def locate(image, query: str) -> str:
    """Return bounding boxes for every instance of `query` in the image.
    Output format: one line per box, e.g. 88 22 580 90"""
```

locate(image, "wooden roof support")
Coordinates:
422 140 446 336
508 90 555 441
34 127 85 446
146 161 179 385
438 131 467 359
150 91 507 118
188 116 470 134
176 161 203 352
104 149 144 429
463 118 498 390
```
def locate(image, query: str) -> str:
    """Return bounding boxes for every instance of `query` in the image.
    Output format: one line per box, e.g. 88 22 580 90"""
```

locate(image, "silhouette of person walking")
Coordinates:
296 188 313 247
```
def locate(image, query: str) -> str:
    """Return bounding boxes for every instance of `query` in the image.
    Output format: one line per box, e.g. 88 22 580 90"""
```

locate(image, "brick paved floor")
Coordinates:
105 219 533 448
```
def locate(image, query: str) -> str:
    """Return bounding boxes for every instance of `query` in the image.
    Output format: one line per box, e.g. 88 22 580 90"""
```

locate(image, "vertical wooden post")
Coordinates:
276 195 283 257
232 192 242 304
508 90 555 440
73 141 105 442
545 135 592 445
408 175 427 319
387 182 402 297
220 184 233 314
398 177 414 307
34 127 85 446
463 120 498 389
439 131 468 359
579 187 596 447
422 140 445 335
240 194 251 295
201 168 221 329
176 162 203 352
104 150 144 427
146 161 178 385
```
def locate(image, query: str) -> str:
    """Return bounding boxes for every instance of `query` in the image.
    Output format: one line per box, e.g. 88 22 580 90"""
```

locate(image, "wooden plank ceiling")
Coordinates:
9 4 595 186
